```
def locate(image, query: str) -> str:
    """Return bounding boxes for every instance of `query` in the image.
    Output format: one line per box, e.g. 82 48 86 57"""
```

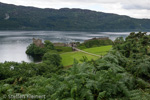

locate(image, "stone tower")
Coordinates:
32 38 44 48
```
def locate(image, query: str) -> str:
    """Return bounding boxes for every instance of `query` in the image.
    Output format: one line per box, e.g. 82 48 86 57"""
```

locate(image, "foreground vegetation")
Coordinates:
1 32 150 100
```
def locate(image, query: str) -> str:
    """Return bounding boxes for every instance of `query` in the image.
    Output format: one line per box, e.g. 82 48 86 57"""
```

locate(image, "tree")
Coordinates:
42 51 62 66
26 44 46 56
26 40 55 57
44 40 55 51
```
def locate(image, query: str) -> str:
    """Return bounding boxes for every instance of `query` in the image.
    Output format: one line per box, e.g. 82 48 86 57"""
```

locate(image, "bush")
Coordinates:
26 40 55 57
78 39 113 48
26 44 46 56
44 40 55 51
42 52 62 66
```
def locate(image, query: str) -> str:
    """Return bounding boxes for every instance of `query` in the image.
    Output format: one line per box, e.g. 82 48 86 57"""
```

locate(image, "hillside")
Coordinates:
0 2 150 31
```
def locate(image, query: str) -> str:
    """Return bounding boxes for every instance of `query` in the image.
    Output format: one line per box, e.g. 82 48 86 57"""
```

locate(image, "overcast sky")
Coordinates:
1 0 150 19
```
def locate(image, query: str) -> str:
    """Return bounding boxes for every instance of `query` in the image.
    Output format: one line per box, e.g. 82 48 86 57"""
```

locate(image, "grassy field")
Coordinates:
61 45 112 66
83 45 112 55
61 51 98 66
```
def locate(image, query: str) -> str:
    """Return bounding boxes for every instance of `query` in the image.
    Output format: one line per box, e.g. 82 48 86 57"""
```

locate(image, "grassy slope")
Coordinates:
83 45 112 55
61 51 98 66
61 45 112 66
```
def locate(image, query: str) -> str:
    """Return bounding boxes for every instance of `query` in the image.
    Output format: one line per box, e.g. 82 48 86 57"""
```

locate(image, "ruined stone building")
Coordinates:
32 38 44 48
53 43 67 47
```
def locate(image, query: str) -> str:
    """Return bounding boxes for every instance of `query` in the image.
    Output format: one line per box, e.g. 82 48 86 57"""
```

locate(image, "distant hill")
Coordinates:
0 2 150 31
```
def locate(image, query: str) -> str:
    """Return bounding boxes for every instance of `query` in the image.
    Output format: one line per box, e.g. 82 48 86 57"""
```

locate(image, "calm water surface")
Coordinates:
0 31 148 63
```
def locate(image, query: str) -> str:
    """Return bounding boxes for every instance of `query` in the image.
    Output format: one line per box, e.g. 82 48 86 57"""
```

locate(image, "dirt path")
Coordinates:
73 47 102 57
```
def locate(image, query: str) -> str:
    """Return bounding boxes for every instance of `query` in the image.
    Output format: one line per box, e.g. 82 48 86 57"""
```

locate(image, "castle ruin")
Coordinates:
32 38 44 48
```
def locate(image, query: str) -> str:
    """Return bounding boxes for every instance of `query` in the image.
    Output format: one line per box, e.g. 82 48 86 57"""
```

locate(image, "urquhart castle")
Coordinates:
33 37 109 48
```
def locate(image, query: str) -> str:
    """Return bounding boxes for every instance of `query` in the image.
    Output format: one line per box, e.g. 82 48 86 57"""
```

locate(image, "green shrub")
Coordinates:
26 44 46 56
26 40 56 59
78 39 113 49
42 52 62 66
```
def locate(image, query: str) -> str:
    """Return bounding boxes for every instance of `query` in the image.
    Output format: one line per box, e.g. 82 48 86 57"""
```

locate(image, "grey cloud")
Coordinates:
121 0 150 10
60 0 150 10
122 4 150 10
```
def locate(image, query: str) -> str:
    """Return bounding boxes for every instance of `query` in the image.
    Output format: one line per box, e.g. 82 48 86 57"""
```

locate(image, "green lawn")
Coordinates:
61 51 99 66
83 45 112 55
61 45 112 66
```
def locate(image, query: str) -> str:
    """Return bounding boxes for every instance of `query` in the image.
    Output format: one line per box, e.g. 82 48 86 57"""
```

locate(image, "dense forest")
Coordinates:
1 32 150 99
0 2 150 31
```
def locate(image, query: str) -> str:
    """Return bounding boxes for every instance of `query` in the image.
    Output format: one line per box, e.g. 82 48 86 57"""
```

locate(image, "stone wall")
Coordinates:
53 42 77 48
53 43 67 47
